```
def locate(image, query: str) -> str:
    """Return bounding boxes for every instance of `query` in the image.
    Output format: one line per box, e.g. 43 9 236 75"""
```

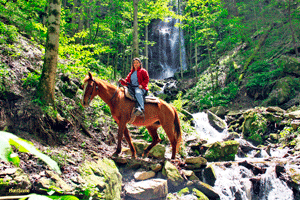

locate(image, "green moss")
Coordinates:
204 141 239 162
193 188 209 200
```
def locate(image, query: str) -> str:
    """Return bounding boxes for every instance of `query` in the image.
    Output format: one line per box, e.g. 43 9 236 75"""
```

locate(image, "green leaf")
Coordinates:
0 131 61 174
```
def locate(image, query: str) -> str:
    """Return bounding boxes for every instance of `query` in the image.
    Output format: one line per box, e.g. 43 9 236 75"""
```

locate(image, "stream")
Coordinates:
192 112 298 200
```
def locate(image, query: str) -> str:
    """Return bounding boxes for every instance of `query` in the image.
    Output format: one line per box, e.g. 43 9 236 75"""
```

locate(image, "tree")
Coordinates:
38 0 61 105
133 0 139 57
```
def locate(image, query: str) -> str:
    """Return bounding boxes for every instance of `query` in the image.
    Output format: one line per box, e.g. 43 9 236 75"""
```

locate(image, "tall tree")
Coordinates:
133 0 139 57
38 0 61 105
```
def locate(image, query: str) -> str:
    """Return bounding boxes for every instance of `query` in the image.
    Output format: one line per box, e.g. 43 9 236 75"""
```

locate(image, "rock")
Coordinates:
279 55 300 77
134 171 156 181
0 167 31 195
184 157 207 170
44 170 73 193
238 160 266 175
288 110 300 119
192 188 209 200
125 179 168 200
207 110 227 131
150 163 163 172
266 106 285 113
242 109 267 145
203 165 216 186
162 161 184 187
192 180 220 199
182 170 199 181
265 76 300 106
79 158 122 200
149 144 166 159
291 120 300 130
133 140 166 159
185 157 207 165
203 140 239 162
209 106 228 118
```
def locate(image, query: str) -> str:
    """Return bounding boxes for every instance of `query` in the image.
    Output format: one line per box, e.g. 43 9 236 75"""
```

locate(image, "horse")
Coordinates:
81 72 182 159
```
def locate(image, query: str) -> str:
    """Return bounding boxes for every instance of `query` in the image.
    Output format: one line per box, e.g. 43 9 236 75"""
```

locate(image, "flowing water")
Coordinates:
148 15 187 79
192 112 297 200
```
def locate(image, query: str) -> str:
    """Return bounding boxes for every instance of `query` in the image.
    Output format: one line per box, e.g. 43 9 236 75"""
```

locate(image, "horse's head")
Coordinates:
81 72 98 107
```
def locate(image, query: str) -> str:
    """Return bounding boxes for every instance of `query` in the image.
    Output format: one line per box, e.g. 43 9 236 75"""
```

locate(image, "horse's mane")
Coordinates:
83 75 118 90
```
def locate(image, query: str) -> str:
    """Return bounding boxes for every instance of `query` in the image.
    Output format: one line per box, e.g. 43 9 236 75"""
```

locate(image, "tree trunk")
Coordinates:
288 0 299 57
133 0 139 57
178 0 183 78
38 0 61 105
145 24 149 72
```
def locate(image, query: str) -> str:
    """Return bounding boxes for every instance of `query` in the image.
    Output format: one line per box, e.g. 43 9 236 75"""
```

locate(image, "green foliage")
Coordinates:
0 21 19 44
172 92 188 112
184 73 238 110
246 60 283 98
0 131 61 174
20 193 79 200
22 72 40 88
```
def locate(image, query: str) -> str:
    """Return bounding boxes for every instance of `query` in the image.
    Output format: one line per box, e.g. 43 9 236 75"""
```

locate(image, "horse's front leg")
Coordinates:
112 120 126 157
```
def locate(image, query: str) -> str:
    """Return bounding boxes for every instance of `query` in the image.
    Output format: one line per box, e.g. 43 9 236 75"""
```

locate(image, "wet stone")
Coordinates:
125 179 168 200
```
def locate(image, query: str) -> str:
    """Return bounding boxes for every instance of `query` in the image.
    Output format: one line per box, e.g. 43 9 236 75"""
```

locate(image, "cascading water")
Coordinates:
192 112 229 143
192 112 296 200
148 5 187 79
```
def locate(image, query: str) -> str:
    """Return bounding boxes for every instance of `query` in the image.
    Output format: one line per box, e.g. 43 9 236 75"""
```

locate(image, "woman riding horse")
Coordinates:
81 71 181 159
119 58 149 116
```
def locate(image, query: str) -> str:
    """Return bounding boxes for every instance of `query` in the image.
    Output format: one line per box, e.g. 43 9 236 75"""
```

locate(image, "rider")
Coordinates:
119 58 149 116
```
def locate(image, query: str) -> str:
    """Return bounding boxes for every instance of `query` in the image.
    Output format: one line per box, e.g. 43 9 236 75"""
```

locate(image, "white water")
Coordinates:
192 112 296 200
192 112 228 143
148 6 187 79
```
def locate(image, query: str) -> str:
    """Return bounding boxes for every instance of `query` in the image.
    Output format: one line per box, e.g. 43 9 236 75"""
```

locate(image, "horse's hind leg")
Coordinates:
161 123 177 159
123 127 137 159
143 125 161 157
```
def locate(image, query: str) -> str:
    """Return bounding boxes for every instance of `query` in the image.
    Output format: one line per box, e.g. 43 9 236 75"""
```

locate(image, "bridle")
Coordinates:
84 78 119 105
85 78 98 105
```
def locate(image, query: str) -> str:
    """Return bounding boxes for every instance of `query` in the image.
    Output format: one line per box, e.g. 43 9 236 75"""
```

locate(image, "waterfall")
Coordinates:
148 4 187 79
192 112 228 143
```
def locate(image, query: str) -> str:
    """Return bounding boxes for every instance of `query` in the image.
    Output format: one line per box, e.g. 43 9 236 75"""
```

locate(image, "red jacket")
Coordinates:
120 67 149 91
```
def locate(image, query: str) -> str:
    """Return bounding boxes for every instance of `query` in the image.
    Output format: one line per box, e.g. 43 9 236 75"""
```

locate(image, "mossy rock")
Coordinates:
204 140 239 162
162 161 184 187
279 55 300 76
264 76 300 106
79 158 122 200
242 110 268 145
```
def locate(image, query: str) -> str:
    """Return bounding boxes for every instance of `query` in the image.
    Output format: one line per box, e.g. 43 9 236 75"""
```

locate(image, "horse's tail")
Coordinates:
173 106 182 154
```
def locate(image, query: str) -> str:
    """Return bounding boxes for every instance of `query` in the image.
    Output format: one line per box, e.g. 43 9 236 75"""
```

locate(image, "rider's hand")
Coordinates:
138 85 143 89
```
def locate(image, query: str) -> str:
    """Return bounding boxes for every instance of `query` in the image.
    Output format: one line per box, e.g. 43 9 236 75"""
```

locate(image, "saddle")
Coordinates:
123 87 160 124
124 87 160 104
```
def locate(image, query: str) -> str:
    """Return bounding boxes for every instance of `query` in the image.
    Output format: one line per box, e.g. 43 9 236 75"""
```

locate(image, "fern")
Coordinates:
0 131 61 174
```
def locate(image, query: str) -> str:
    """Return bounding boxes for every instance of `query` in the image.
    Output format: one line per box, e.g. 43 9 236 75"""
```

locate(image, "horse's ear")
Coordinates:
88 72 93 80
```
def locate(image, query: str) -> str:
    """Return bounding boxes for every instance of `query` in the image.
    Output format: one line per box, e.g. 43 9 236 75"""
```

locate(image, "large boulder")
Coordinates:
0 166 31 195
279 55 300 77
36 170 73 194
162 161 184 187
125 179 168 200
207 110 227 131
133 140 166 159
192 180 220 199
264 76 300 106
242 109 268 145
78 158 122 200
203 140 239 162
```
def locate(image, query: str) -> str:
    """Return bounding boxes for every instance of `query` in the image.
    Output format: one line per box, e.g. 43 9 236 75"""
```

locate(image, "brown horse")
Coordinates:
81 72 182 159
